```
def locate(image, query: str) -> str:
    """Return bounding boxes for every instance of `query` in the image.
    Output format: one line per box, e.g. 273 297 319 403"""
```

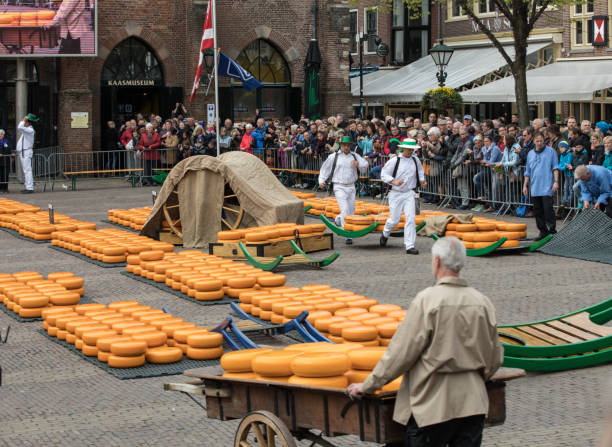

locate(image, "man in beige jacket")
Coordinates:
348 236 503 447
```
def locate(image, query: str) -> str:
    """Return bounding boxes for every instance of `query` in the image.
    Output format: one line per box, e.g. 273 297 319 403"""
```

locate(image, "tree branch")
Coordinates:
528 0 553 33
491 0 515 26
458 1 515 67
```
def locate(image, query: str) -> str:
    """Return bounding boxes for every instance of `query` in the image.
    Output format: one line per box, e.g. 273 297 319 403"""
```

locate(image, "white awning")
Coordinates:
350 41 551 102
460 59 612 102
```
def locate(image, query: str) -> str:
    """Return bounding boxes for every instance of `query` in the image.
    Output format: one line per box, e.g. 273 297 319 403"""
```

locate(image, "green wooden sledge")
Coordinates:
237 241 339 271
320 215 426 239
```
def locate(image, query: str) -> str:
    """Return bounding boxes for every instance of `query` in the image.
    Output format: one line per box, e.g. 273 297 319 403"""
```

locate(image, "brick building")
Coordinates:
1 0 356 153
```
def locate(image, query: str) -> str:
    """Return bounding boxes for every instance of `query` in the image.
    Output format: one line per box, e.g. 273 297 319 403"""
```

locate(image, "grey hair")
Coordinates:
575 165 590 180
245 123 253 129
427 126 441 136
0 129 4 135
145 123 153 130
431 236 466 273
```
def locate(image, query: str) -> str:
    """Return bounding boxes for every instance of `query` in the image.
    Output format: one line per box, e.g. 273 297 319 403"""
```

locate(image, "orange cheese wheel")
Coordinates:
18 307 44 318
110 340 148 357
122 326 156 336
288 375 348 388
173 328 208 344
252 350 304 377
499 223 526 231
194 289 224 301
342 326 378 342
108 354 146 368
161 323 197 337
74 303 107 315
19 296 49 308
345 369 370 384
497 231 522 240
378 337 391 346
139 250 164 261
81 330 118 346
151 317 184 330
220 348 273 373
369 304 402 316
314 316 347 332
42 306 75 320
56 329 68 340
54 277 84 289
257 274 286 287
45 311 78 326
455 224 477 232
47 272 75 281
98 350 111 363
227 277 257 289
359 339 380 347
193 279 223 292
140 313 174 324
218 230 243 240
186 346 224 360
472 241 498 249
475 222 497 231
221 372 261 380
75 338 83 349
108 300 140 310
131 310 165 321
55 315 90 330
387 310 407 321
75 324 110 338
131 331 168 347
81 343 98 357
126 255 141 265
347 347 386 370
112 322 146 333
102 255 126 263
377 322 399 338
335 308 367 318
303 343 365 354
102 246 126 256
329 320 361 336
146 346 183 364
65 333 77 344
245 232 268 242
501 239 520 248
301 284 332 293
283 305 310 319
48 292 80 306
290 352 351 377
348 312 381 322
362 317 396 327
118 305 151 315
306 310 333 324
96 336 131 352
186 332 223 348
463 241 475 249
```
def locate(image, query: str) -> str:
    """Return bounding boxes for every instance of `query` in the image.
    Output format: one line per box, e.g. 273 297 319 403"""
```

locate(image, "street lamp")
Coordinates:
357 32 384 119
201 48 215 88
429 39 454 87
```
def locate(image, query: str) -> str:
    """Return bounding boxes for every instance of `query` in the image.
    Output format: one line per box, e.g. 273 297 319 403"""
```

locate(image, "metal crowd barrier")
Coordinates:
3 145 584 220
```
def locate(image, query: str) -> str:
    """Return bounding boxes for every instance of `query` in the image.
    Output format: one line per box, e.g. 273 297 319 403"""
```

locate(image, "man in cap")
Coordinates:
318 136 369 245
379 138 426 254
16 114 38 194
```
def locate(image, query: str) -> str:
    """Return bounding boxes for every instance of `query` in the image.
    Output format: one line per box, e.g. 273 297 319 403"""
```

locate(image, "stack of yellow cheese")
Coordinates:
0 271 85 319
107 207 152 231
216 222 326 244
0 211 96 241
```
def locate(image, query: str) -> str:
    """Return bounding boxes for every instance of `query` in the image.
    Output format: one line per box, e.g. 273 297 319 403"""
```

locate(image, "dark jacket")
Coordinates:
572 148 589 168
519 138 534 165
103 127 119 151
0 137 11 166
591 145 605 166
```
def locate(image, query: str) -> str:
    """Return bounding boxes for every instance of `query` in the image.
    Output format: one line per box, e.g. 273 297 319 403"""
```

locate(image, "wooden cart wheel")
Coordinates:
222 182 243 230
162 188 182 238
233 410 297 447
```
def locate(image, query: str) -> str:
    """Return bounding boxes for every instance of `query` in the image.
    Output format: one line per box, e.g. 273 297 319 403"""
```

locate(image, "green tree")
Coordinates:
354 0 580 127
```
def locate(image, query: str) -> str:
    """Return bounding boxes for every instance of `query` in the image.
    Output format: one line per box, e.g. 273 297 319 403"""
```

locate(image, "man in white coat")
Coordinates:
379 138 426 254
16 114 37 194
318 136 369 245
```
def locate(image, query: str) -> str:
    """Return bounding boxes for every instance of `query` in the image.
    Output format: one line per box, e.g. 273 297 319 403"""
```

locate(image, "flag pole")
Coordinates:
212 0 220 156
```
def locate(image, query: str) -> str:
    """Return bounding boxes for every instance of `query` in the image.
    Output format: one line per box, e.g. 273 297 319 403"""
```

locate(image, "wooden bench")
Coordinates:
54 168 144 190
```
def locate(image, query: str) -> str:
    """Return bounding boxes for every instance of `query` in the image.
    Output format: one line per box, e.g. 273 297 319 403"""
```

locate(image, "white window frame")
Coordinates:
349 9 358 55
364 8 378 55
447 0 467 21
571 2 594 49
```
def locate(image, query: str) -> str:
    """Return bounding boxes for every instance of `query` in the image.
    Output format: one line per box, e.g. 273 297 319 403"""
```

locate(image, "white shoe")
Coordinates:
302 183 308 188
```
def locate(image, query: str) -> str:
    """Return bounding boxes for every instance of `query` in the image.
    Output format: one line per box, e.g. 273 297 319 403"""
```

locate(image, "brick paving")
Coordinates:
0 180 610 446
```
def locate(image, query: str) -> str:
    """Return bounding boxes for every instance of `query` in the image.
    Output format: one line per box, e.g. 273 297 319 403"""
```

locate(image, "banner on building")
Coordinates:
593 16 608 47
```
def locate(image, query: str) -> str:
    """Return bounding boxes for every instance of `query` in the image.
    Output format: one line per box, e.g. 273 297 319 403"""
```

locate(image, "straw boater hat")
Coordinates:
397 138 419 151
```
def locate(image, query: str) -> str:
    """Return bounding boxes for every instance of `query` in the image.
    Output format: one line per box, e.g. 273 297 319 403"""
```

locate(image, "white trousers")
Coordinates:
333 184 356 228
383 190 416 249
19 150 33 191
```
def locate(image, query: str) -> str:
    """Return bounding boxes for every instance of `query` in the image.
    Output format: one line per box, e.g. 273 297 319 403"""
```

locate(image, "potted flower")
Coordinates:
421 87 463 113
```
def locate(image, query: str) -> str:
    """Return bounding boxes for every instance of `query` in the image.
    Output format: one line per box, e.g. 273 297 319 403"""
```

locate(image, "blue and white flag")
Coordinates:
218 52 262 91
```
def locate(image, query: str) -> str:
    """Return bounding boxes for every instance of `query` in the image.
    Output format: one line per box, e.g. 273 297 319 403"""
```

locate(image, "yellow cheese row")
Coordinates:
42 300 224 368
0 210 96 240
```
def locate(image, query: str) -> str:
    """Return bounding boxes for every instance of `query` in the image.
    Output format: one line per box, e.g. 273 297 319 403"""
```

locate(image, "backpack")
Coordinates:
325 151 359 194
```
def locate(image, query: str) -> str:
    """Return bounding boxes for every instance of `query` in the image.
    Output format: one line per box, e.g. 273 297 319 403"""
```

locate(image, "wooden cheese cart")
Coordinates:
165 367 525 447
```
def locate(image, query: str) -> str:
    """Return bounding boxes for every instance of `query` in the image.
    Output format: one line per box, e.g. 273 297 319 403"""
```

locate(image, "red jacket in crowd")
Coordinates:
138 132 161 160
120 127 133 148
240 131 254 154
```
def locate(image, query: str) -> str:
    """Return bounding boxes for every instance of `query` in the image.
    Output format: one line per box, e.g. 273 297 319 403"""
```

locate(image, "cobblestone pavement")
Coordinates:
0 181 610 447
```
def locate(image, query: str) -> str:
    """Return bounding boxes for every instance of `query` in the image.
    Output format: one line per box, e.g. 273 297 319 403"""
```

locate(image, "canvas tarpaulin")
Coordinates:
141 152 304 248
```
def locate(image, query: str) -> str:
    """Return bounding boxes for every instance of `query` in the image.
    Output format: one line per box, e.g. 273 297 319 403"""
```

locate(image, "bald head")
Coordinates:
575 165 590 181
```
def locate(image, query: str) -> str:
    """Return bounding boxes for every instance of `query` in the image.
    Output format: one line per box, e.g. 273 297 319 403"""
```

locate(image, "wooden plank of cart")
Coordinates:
165 367 525 447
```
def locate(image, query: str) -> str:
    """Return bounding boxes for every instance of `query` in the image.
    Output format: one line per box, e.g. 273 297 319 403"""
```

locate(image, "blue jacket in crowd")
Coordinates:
558 150 573 174
483 142 502 167
251 124 267 150
579 165 612 205
500 143 520 175
604 152 612 171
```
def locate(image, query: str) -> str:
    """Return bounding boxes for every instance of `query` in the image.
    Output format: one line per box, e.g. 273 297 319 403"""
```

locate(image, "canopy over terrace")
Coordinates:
351 41 551 103
460 59 612 102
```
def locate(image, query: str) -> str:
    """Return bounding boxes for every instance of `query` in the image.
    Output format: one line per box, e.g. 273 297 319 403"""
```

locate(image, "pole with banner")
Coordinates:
211 0 220 156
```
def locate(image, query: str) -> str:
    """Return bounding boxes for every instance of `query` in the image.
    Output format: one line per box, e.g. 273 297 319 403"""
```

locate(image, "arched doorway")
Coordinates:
100 37 182 124
222 39 301 121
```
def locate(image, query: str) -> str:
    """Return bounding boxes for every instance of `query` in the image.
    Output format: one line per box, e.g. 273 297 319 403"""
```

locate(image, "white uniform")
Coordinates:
16 120 35 191
380 154 425 249
318 151 369 228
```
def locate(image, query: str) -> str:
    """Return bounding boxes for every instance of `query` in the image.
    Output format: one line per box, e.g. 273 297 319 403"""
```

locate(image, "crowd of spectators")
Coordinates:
103 105 612 217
